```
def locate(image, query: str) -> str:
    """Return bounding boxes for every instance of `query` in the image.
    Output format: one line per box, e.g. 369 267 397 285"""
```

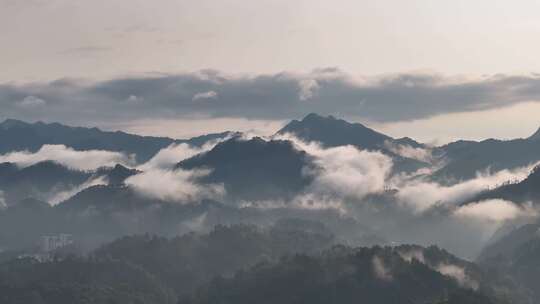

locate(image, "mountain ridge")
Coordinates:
0 118 235 163
276 113 416 149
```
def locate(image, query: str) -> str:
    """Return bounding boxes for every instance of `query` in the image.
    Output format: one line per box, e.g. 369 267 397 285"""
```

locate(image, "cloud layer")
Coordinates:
3 70 540 129
0 144 134 170
391 165 535 213
454 199 536 222
48 176 108 206
125 168 224 203
126 140 226 203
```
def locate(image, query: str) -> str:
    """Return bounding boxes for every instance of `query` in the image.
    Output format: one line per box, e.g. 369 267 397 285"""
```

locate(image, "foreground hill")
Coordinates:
0 224 335 304
0 258 176 304
478 222 540 303
181 245 515 304
0 226 523 304
94 224 336 297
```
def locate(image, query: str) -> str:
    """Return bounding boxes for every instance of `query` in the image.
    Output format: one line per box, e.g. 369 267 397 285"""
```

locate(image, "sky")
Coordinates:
2 0 540 143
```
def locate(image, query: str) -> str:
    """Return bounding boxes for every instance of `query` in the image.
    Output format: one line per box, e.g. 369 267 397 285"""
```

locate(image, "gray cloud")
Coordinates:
2 70 540 127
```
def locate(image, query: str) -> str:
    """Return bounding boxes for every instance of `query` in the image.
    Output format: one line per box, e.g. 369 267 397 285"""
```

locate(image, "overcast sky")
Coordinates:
2 0 540 143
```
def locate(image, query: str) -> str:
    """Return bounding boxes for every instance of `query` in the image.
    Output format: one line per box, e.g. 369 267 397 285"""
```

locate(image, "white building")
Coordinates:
40 234 73 252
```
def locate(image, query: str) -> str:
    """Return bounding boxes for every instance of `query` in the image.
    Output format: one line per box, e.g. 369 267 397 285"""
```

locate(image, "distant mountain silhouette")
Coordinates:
278 113 393 149
177 136 316 202
0 119 234 163
434 138 540 181
4 116 540 182
277 113 424 150
277 113 429 173
0 161 91 205
277 114 540 182
0 161 141 206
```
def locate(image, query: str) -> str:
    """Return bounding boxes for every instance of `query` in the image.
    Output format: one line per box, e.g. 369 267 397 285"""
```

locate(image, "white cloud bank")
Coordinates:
384 141 434 164
436 263 479 290
392 165 536 214
125 169 224 203
137 142 218 171
274 134 393 210
454 199 536 222
397 248 478 290
305 144 392 200
48 176 108 206
0 145 134 171
272 133 538 226
127 141 226 203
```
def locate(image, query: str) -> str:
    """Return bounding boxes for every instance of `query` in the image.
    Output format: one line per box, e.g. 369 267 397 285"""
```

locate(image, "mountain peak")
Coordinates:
96 164 140 185
302 112 336 121
277 113 391 149
177 136 313 202
300 113 363 126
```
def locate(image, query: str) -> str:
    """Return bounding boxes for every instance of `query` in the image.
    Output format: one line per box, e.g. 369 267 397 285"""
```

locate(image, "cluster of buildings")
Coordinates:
40 234 73 252
17 233 74 262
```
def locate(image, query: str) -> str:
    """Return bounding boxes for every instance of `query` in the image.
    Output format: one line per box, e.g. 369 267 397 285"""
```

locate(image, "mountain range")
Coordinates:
2 114 540 304
0 119 234 163
3 114 540 182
